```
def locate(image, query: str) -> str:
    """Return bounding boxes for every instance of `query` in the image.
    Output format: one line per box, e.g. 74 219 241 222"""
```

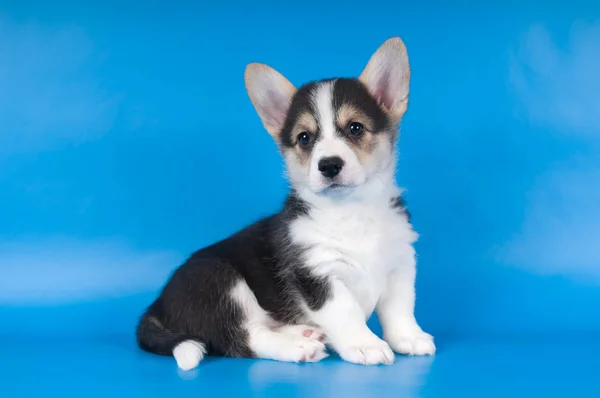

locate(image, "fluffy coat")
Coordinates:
136 37 435 370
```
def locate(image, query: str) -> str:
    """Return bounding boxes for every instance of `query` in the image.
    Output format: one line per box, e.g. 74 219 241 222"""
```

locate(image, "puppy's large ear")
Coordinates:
245 63 297 138
359 37 411 120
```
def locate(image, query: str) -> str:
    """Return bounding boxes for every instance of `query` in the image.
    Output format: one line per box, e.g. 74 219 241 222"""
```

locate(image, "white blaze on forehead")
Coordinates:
313 81 336 139
306 80 366 192
311 80 349 159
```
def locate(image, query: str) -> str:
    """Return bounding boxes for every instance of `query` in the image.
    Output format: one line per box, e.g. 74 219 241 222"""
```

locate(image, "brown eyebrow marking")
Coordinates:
336 103 374 131
293 112 318 137
285 111 318 166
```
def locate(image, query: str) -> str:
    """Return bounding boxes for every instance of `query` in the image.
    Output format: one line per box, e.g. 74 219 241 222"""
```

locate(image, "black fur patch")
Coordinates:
332 78 390 133
391 196 411 222
391 195 411 222
294 266 331 311
136 191 331 359
279 81 321 149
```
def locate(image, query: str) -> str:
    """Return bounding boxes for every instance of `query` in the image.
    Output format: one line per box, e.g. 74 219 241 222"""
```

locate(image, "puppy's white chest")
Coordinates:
290 202 418 315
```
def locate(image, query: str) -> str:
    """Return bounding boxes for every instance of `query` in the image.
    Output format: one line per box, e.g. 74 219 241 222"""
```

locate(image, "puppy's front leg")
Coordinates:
312 277 395 365
376 258 436 356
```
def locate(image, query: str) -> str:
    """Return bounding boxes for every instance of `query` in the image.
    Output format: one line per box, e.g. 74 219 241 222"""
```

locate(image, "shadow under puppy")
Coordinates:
136 37 435 370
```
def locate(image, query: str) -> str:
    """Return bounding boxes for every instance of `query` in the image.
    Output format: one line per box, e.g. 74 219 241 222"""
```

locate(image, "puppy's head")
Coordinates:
245 37 410 197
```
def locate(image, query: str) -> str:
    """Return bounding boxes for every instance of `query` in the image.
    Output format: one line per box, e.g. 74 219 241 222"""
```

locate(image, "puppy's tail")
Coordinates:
136 308 204 358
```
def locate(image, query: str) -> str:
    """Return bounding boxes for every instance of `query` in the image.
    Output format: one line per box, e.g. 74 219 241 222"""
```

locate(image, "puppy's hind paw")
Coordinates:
277 324 326 342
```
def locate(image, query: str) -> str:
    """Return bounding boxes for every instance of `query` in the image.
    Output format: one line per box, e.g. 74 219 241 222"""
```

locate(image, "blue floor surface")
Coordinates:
2 331 599 397
2 297 599 397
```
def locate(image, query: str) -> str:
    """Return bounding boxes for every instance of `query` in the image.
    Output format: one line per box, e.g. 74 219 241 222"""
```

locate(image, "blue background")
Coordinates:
1 0 600 396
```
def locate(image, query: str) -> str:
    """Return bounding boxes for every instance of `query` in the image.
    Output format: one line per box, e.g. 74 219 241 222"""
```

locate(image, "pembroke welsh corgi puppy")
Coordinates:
136 37 435 371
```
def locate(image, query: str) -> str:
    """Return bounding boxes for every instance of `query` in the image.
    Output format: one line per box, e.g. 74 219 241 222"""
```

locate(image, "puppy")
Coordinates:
136 37 435 371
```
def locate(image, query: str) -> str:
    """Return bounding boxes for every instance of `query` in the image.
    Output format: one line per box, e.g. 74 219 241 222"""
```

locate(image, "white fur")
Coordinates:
377 263 436 356
310 277 395 365
230 280 328 363
173 340 206 371
313 82 336 140
308 82 368 192
289 158 434 364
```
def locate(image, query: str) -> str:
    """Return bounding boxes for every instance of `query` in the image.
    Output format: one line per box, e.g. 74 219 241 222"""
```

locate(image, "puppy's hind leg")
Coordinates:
230 280 328 363
277 324 326 342
248 325 328 363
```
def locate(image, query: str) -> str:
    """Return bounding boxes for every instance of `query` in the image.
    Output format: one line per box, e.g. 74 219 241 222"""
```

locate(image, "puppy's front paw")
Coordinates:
385 330 436 356
336 337 395 365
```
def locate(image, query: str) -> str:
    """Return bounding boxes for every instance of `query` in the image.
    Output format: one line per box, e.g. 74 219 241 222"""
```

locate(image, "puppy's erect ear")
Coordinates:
359 37 411 120
245 63 297 138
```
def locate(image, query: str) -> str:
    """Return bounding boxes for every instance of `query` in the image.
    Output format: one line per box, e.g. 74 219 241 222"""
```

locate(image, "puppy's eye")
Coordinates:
297 132 311 147
348 122 364 136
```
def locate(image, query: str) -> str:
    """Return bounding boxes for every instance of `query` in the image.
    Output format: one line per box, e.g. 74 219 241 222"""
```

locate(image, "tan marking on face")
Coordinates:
293 112 318 138
286 111 318 167
334 103 384 164
336 104 375 132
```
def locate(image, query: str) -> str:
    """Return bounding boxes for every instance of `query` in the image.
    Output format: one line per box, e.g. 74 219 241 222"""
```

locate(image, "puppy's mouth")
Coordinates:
321 180 356 194
328 183 346 190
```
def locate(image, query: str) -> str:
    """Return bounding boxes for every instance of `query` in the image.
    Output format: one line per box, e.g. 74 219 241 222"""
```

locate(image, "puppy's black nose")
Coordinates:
318 156 345 178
